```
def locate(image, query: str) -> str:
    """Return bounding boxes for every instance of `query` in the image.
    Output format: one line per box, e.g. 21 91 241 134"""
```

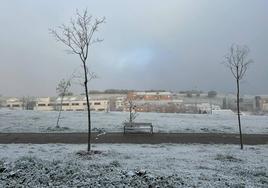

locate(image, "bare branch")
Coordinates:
223 44 253 81
50 9 105 63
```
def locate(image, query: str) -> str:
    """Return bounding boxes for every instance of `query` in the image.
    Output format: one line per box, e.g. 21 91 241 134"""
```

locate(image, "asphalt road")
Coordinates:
0 133 267 145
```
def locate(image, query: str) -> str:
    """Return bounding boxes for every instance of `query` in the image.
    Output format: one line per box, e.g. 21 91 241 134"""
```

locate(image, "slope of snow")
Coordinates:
0 144 267 187
0 109 268 133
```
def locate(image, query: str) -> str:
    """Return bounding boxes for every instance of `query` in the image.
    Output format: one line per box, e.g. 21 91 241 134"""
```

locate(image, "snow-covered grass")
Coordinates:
0 144 267 187
0 109 268 134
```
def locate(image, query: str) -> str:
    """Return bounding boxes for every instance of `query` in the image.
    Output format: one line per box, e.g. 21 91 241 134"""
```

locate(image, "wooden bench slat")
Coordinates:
123 122 153 134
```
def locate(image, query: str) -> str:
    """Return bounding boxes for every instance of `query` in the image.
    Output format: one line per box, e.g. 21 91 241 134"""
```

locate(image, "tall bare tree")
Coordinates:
50 9 105 152
223 44 253 149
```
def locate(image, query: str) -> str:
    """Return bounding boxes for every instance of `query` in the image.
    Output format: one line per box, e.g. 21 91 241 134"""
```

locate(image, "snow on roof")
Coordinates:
6 98 20 102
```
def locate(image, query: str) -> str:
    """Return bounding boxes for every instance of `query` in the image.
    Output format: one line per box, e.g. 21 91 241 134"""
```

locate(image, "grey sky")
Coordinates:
0 0 267 96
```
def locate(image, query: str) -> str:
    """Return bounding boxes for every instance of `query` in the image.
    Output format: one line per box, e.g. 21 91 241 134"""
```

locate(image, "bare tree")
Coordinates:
223 44 253 149
56 79 71 128
21 96 36 110
50 9 105 152
128 100 138 124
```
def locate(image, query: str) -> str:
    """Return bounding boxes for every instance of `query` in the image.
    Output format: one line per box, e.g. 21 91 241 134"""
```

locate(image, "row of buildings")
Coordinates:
4 96 110 112
1 91 268 114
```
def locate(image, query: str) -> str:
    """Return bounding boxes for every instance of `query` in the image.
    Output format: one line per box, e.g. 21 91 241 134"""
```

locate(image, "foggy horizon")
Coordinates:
0 0 268 97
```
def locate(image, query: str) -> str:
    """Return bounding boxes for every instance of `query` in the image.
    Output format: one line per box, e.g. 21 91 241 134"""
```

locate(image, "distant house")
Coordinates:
57 96 109 112
127 91 172 101
5 98 23 110
115 96 126 111
197 103 221 114
35 96 110 112
257 96 268 112
35 97 55 111
123 99 183 113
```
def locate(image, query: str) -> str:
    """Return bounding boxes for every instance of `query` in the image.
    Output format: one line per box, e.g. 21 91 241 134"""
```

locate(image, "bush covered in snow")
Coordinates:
0 156 190 187
0 155 267 187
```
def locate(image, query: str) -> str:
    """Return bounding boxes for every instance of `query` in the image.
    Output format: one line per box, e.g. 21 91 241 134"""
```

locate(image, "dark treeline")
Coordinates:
88 89 167 94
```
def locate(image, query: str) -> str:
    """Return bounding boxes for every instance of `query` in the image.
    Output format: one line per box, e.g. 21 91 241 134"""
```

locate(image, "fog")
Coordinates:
0 0 267 96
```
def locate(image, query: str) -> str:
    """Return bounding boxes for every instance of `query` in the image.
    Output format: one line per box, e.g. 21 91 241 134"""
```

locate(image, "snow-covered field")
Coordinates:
0 109 268 134
0 144 267 187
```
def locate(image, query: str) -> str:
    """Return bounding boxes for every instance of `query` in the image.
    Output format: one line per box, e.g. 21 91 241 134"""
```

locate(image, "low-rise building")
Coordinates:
127 91 172 101
115 96 126 111
123 99 183 113
55 96 109 112
6 98 23 110
35 97 55 111
259 96 268 112
196 103 221 114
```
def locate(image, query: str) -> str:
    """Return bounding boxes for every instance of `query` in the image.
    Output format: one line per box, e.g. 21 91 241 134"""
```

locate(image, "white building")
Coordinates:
263 103 268 112
55 96 109 112
6 98 23 110
115 96 126 110
197 103 221 114
35 97 55 111
35 96 110 112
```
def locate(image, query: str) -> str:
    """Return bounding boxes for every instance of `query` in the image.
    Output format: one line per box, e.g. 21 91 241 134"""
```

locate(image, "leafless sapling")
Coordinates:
223 44 253 150
50 9 105 152
56 79 71 128
128 99 138 124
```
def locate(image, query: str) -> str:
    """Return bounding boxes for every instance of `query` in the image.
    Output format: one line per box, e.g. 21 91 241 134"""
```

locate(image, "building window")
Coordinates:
83 103 92 106
62 103 69 106
12 104 20 107
94 102 101 105
48 103 54 106
38 104 46 106
72 103 79 106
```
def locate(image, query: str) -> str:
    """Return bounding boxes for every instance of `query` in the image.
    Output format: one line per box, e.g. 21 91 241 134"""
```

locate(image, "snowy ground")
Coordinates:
0 144 267 187
0 109 268 134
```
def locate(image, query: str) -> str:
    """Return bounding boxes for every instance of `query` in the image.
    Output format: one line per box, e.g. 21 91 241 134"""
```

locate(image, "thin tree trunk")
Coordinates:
129 105 132 123
56 95 64 128
236 77 243 150
83 61 91 152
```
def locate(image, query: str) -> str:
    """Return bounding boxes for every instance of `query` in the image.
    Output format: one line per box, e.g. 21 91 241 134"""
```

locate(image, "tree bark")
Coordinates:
56 86 67 128
83 61 91 152
236 73 243 150
129 105 132 123
56 96 64 128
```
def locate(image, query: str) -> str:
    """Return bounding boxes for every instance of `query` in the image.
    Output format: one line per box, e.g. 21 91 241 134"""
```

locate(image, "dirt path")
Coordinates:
0 133 267 144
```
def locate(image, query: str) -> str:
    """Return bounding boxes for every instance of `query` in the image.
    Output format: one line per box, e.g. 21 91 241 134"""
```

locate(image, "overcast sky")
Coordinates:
0 0 267 97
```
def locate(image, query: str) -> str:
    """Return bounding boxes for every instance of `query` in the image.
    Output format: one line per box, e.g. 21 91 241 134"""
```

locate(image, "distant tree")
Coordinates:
0 95 3 108
56 79 71 128
128 100 138 123
222 98 227 109
186 92 192 98
22 96 36 110
89 90 102 94
50 9 105 152
104 89 135 94
208 91 217 98
223 44 253 150
255 96 261 112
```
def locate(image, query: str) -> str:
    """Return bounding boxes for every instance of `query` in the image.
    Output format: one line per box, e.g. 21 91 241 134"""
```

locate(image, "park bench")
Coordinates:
123 122 153 134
